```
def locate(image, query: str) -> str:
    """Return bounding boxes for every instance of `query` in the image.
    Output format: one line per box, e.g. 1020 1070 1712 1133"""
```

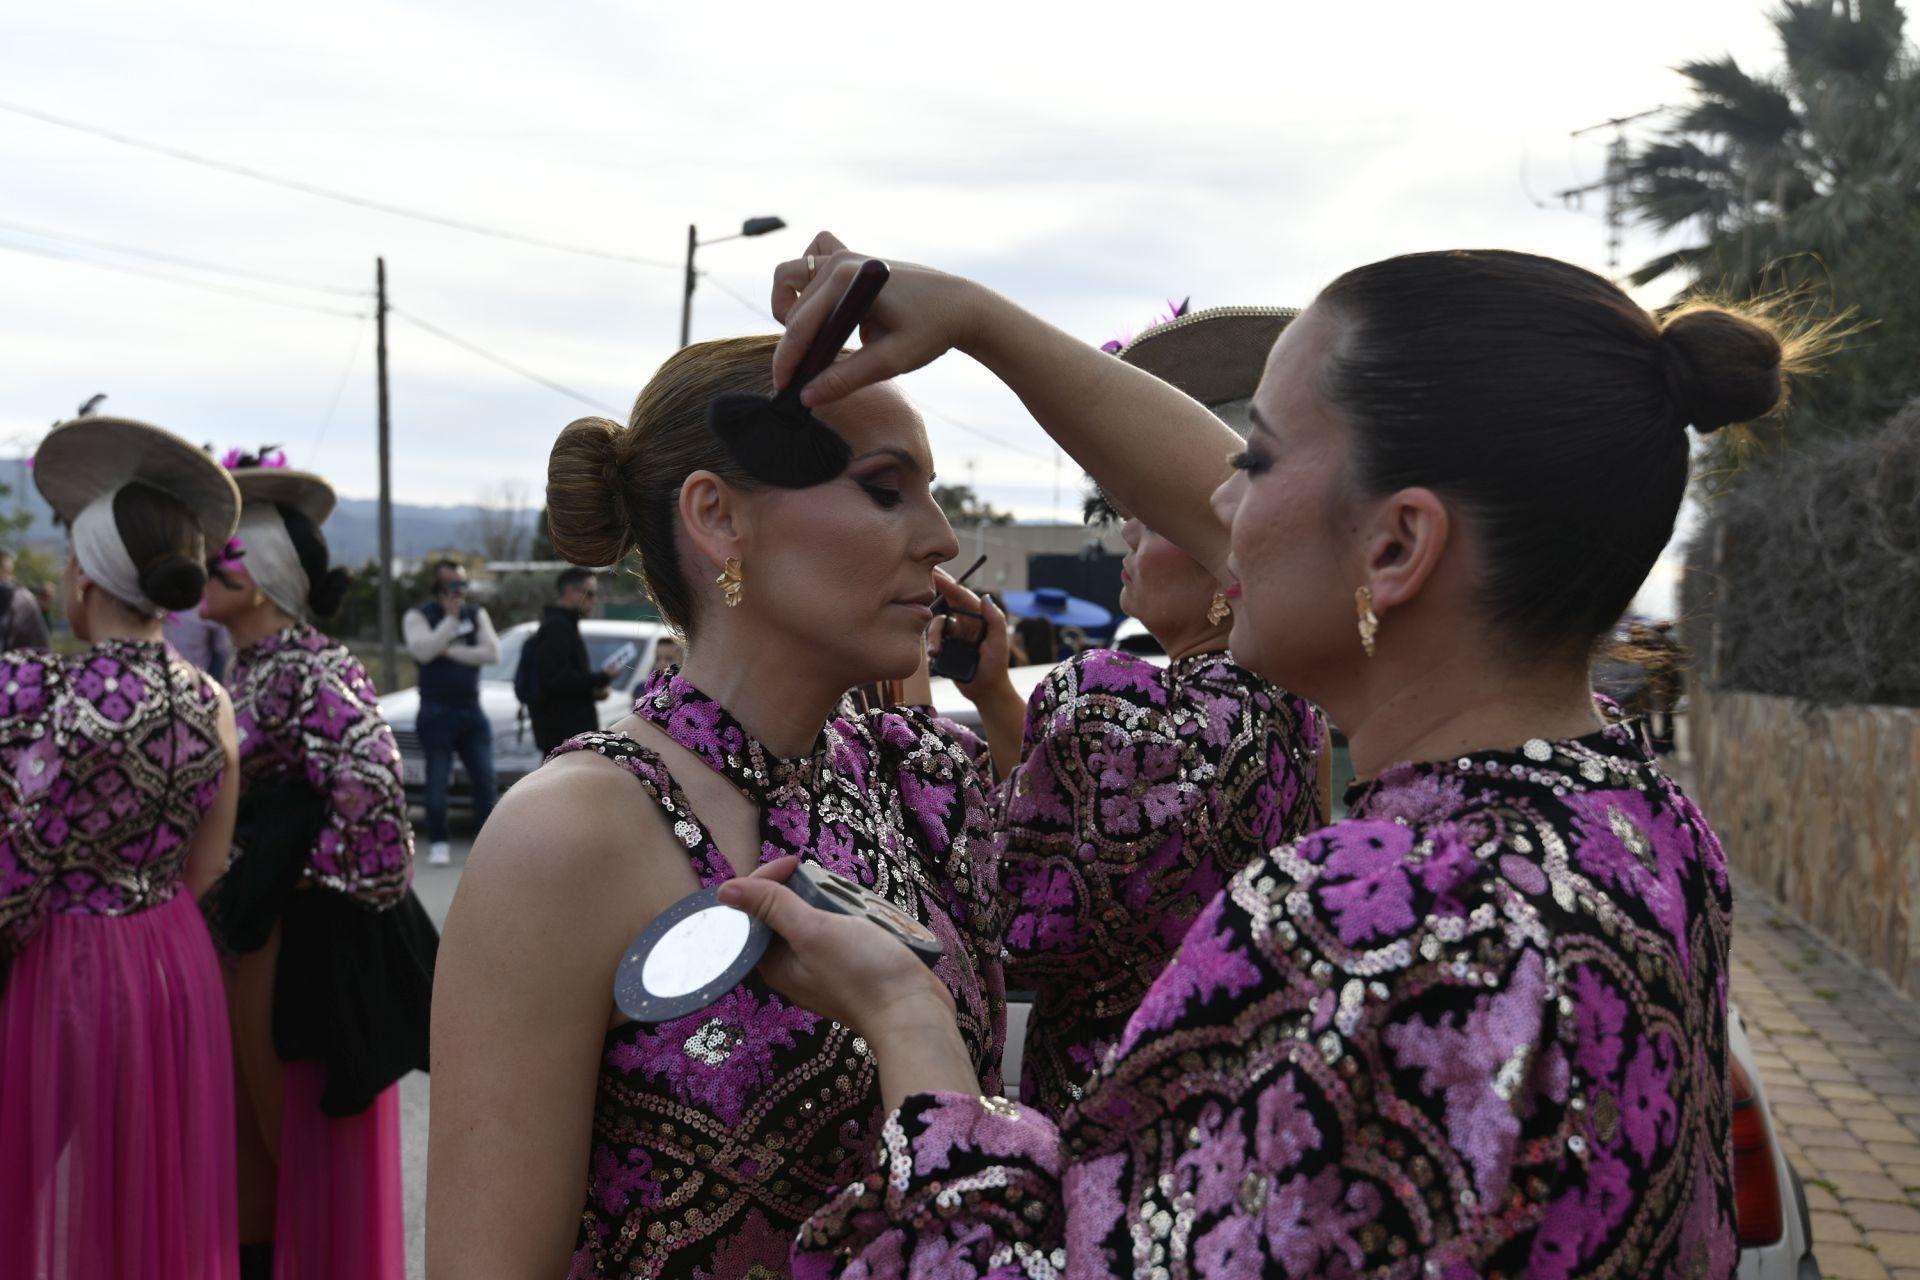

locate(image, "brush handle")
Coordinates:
781 259 891 403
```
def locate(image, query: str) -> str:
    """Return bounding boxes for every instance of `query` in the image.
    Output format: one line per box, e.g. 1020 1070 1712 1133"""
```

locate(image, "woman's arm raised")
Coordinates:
773 233 1243 578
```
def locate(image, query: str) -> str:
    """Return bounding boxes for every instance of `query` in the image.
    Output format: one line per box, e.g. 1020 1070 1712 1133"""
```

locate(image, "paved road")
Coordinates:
1730 877 1920 1279
401 827 472 1280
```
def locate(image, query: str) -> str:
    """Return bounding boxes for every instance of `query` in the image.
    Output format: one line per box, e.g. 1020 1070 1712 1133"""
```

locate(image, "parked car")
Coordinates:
379 618 672 807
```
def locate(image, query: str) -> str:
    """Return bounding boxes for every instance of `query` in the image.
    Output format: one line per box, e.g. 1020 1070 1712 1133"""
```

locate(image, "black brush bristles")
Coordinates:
705 258 890 490
707 391 853 488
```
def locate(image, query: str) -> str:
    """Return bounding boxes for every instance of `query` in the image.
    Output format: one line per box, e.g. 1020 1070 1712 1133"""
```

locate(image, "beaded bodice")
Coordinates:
0 641 225 943
556 672 1005 1279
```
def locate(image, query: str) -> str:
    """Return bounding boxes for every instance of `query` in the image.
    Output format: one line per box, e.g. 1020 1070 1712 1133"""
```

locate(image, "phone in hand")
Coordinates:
928 604 984 684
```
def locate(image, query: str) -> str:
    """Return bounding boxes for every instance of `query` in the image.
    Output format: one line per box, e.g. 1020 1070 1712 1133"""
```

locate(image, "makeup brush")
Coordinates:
707 258 890 488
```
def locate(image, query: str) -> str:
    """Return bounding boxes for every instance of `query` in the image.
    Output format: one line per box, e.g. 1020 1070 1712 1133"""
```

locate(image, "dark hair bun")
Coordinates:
1660 307 1786 433
139 552 209 612
308 566 352 618
547 416 635 569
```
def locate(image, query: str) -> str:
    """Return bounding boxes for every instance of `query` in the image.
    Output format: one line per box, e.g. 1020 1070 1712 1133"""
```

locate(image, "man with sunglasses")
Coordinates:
404 558 501 865
525 566 623 757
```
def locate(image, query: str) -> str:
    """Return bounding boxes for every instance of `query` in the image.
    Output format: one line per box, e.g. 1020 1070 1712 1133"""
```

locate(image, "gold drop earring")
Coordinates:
1355 585 1379 657
1206 591 1231 625
716 557 745 609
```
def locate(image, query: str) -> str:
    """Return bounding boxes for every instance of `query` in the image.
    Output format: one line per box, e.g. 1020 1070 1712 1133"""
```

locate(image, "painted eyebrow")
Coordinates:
1245 406 1275 438
847 446 928 475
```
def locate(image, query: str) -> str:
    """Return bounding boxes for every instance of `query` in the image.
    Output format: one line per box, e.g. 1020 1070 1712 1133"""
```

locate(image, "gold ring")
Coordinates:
805 254 818 278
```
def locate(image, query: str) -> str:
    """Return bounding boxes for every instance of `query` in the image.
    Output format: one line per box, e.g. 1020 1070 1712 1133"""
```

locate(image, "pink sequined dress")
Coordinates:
215 623 432 1280
0 639 238 1280
796 721 1736 1277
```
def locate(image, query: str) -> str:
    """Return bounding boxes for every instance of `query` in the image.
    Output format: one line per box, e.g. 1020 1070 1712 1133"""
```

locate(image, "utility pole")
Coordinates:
375 258 397 691
679 224 697 349
1555 108 1664 281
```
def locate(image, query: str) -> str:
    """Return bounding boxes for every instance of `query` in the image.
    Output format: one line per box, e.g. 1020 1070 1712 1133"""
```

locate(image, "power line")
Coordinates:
307 316 371 463
390 307 620 415
0 236 370 318
697 271 774 323
919 403 1048 460
0 215 367 297
0 97 682 271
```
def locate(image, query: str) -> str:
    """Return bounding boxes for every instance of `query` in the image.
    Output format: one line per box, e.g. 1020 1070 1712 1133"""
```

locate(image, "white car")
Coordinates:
379 618 673 806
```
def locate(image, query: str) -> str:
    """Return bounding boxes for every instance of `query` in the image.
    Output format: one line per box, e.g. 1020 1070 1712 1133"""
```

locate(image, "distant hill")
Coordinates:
0 457 535 565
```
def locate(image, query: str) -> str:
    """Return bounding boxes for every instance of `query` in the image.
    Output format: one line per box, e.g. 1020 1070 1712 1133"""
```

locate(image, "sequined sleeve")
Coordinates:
241 637 414 909
999 651 1320 972
995 651 1322 1114
0 651 62 953
797 820 1566 1277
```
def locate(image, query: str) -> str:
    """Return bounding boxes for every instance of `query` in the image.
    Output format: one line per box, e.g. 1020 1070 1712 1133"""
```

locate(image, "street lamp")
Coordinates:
681 216 787 347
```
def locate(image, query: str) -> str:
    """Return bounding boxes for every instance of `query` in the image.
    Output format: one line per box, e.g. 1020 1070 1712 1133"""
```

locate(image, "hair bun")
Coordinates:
1660 307 1785 433
308 566 352 618
547 416 636 568
139 552 209 613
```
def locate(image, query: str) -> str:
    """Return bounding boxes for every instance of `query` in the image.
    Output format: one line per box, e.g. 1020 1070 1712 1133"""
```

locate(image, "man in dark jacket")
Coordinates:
528 567 622 755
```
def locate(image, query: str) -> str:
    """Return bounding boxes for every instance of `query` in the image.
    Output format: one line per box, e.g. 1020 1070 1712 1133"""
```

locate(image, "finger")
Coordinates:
745 854 801 883
796 336 913 408
804 230 850 258
926 615 947 657
715 868 808 935
932 569 982 614
770 254 864 389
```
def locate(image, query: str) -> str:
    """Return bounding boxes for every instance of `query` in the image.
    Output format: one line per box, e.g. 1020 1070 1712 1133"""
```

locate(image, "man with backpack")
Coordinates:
0 550 52 653
521 567 622 757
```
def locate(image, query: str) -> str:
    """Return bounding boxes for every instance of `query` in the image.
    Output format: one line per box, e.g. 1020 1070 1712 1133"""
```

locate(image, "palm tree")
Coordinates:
1630 0 1919 437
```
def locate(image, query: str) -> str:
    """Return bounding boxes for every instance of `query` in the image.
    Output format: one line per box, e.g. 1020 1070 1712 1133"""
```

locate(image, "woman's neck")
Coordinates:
227 605 298 653
1337 647 1601 781
675 642 847 760
87 614 165 645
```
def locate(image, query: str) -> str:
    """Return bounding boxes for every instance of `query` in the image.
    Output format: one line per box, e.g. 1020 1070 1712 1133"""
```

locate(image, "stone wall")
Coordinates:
1688 685 1920 999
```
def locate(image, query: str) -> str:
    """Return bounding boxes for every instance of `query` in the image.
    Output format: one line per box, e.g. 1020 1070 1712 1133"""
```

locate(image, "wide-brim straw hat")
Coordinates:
1116 306 1300 418
233 466 337 526
33 416 241 548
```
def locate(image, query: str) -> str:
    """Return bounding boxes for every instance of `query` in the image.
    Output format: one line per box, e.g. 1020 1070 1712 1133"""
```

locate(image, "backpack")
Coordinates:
513 627 543 709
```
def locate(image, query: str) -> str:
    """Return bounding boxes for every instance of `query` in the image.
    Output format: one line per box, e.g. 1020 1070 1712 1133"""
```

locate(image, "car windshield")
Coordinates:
479 629 649 686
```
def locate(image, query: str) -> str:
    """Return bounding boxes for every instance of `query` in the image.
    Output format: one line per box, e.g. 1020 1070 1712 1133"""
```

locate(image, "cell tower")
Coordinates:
1554 108 1665 281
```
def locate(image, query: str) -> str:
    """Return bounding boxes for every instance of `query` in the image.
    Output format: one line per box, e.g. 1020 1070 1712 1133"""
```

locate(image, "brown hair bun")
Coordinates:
546 416 636 570
1660 306 1786 433
138 552 209 613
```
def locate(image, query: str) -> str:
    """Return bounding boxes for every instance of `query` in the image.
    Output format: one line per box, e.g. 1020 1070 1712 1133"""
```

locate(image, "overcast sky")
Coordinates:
1 0 1790 606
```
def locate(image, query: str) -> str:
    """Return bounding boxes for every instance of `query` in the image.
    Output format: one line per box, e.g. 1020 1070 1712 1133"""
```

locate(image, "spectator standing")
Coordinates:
403 559 500 866
525 567 623 757
0 550 51 652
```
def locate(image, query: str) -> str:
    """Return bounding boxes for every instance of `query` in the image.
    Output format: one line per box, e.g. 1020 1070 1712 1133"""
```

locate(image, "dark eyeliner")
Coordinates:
1230 448 1271 475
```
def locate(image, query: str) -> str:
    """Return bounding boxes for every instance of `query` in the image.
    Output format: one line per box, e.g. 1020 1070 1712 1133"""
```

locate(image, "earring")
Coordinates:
716 557 744 609
1355 585 1379 658
1206 591 1231 625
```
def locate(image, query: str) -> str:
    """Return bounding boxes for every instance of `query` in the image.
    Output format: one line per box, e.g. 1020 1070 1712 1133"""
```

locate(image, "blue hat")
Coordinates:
999 587 1112 629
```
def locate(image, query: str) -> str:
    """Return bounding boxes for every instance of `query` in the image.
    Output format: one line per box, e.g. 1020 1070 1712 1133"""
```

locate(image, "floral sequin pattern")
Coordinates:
998 649 1323 1118
226 623 413 908
1 642 226 951
797 722 1736 1278
551 669 1006 1280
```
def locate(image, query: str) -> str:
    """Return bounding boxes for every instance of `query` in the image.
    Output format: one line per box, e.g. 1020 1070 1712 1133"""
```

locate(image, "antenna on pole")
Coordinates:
1553 107 1665 281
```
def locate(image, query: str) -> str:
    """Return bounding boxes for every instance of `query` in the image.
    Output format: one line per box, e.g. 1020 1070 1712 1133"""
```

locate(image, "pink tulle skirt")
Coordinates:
273 1064 404 1280
0 892 239 1280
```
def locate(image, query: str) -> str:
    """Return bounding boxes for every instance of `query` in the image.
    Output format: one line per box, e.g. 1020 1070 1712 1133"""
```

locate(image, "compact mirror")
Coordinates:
614 885 771 1022
790 863 945 969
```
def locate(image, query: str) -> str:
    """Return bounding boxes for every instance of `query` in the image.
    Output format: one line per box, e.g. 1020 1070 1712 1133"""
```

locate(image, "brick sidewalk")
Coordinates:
1733 875 1920 1278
